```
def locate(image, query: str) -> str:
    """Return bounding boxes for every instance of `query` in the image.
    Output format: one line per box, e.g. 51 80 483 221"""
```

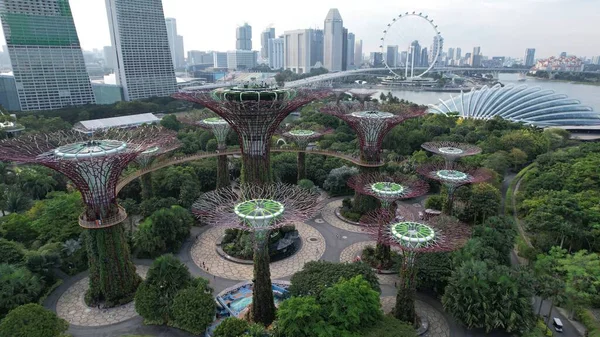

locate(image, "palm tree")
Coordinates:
3 185 31 214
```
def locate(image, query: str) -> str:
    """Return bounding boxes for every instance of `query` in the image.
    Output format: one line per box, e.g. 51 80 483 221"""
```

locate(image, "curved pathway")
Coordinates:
381 296 450 337
190 222 325 280
321 199 366 233
339 240 401 286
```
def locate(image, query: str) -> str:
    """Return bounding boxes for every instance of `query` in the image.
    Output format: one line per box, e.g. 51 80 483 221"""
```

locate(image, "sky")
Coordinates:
0 0 598 59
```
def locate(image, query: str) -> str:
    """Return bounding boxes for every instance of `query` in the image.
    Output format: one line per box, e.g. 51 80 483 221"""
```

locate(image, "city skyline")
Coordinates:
0 0 597 59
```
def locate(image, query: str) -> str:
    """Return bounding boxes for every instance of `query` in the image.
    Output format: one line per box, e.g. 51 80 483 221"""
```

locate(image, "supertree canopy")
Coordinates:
349 89 377 104
320 102 426 165
362 209 471 325
173 87 329 184
136 142 181 199
282 128 333 181
421 141 482 166
417 162 492 215
181 114 233 188
348 173 429 266
0 126 179 306
193 183 322 326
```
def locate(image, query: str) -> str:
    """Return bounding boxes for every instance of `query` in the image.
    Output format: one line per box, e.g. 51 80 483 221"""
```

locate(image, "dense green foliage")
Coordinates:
133 206 193 258
289 261 380 299
362 316 418 337
0 264 43 317
0 303 68 337
170 279 215 335
213 317 249 337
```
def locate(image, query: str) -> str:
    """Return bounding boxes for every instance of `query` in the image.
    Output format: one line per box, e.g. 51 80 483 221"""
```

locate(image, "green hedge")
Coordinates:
578 309 600 337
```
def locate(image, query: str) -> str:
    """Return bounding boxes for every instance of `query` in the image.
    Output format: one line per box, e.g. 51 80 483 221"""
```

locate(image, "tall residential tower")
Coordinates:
524 48 536 67
323 8 343 71
236 23 252 50
105 0 177 101
261 27 275 60
165 18 185 69
0 0 95 111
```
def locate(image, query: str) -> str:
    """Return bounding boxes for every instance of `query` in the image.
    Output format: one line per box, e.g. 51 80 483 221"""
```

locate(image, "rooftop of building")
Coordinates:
73 113 160 133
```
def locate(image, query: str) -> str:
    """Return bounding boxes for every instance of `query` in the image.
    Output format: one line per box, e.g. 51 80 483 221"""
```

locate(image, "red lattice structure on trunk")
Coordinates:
417 162 493 214
320 102 426 165
173 87 330 184
0 126 179 229
361 208 471 325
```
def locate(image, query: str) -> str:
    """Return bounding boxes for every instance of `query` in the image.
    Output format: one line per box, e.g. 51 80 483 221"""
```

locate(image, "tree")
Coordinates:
482 151 510 175
0 214 39 247
133 206 193 258
134 254 193 323
160 114 182 131
27 192 83 244
289 261 380 299
362 316 417 337
321 275 382 332
17 167 57 200
508 148 528 170
323 166 358 196
415 252 454 296
461 183 501 224
0 264 43 317
276 296 334 337
0 303 68 337
0 238 25 264
213 317 249 337
2 186 31 214
171 278 215 335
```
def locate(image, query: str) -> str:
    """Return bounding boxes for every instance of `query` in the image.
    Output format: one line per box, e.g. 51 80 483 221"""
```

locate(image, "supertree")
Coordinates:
173 87 329 184
349 89 377 104
0 126 179 306
321 101 426 213
417 162 492 215
347 173 429 267
421 141 482 167
362 209 471 325
193 183 322 326
281 128 333 181
135 142 181 199
181 114 233 188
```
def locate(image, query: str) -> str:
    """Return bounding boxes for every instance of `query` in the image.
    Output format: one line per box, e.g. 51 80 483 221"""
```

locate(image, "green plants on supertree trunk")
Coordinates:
85 224 141 307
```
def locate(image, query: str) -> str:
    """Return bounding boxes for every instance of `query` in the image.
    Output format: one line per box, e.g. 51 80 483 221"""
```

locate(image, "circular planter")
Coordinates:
334 207 364 226
216 235 302 265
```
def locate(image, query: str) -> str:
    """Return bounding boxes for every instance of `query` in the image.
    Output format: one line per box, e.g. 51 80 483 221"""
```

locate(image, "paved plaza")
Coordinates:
56 266 148 326
381 296 451 337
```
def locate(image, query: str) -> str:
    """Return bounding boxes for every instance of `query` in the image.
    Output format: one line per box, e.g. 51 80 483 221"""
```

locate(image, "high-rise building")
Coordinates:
409 41 421 67
369 52 383 67
187 51 214 66
0 0 95 111
346 32 355 69
420 48 429 68
448 48 455 60
106 0 177 101
456 48 462 60
284 29 313 74
592 56 600 65
165 18 185 68
261 27 275 60
400 51 408 66
354 40 363 67
524 48 536 67
386 45 399 68
560 52 567 58
268 38 284 70
0 75 21 111
236 23 252 50
341 28 348 71
323 8 344 71
103 46 116 69
226 50 257 70
213 52 228 68
310 29 324 67
470 47 482 67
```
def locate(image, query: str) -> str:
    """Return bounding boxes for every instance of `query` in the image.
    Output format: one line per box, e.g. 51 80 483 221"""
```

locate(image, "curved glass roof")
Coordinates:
428 84 600 126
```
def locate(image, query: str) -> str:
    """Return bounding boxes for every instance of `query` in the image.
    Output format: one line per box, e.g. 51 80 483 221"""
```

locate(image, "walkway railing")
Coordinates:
116 148 383 192
78 206 127 229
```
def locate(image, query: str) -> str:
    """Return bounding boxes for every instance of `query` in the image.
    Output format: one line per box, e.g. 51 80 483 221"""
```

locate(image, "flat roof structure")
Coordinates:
74 113 160 134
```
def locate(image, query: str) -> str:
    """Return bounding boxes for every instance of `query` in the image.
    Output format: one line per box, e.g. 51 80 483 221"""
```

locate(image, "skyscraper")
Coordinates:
430 36 444 67
323 8 343 71
347 33 355 69
386 45 399 68
420 48 429 68
560 52 567 58
166 18 185 68
261 27 275 59
284 29 313 74
471 47 482 67
409 41 421 67
106 0 177 101
310 29 324 67
103 46 116 69
524 48 536 67
447 48 455 60
341 28 348 71
456 48 462 60
236 23 252 50
354 40 363 67
268 38 284 70
0 0 95 111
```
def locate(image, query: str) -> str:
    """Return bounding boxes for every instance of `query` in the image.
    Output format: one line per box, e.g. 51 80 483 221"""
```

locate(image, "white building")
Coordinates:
106 0 177 101
323 8 344 71
284 29 313 74
354 40 363 67
268 38 284 70
166 18 185 68
0 0 95 111
227 50 257 70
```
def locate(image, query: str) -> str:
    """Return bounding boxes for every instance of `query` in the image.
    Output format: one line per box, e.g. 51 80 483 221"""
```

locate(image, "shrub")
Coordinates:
362 315 417 337
171 279 215 335
298 179 315 191
425 195 445 210
276 296 332 337
133 206 193 258
0 303 68 337
289 261 380 299
0 238 25 264
340 210 361 222
0 264 43 317
213 317 249 337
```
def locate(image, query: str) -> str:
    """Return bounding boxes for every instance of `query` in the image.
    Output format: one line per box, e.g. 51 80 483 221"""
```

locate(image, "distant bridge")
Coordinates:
116 148 382 192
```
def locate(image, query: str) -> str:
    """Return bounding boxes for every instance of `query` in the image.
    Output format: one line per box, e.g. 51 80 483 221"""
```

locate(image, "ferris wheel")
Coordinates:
380 12 443 79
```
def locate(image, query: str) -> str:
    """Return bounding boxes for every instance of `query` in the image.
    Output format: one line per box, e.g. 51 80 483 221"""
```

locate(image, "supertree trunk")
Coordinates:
445 185 456 216
353 166 380 214
395 251 418 326
297 152 306 182
252 229 276 326
242 154 272 185
374 200 395 267
140 173 153 200
217 143 230 188
85 223 141 306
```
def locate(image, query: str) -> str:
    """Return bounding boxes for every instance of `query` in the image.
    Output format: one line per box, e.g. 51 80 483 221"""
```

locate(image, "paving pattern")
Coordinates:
191 222 326 280
381 296 450 337
321 199 366 233
339 240 400 285
56 265 148 327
